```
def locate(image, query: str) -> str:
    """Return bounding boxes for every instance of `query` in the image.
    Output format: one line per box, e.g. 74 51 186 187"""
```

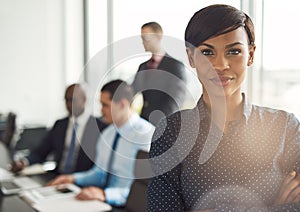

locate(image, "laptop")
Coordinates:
0 167 41 195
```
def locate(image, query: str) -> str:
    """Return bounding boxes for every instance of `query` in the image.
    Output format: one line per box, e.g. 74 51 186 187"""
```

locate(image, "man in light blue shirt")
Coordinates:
48 80 155 206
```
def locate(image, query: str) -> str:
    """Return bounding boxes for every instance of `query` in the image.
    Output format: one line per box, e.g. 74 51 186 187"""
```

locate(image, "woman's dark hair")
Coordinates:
185 4 255 49
101 80 134 103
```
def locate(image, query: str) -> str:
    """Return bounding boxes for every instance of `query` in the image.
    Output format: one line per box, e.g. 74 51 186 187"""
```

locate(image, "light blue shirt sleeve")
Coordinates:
73 165 106 187
104 187 130 206
72 114 155 207
74 165 130 206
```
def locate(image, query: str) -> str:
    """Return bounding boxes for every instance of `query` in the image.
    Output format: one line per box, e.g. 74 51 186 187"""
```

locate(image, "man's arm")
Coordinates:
76 186 106 202
47 165 105 187
27 119 67 165
73 165 106 187
47 174 75 186
10 124 56 173
75 186 130 206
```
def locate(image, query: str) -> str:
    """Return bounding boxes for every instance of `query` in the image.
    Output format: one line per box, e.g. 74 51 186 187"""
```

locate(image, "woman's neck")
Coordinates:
203 92 243 132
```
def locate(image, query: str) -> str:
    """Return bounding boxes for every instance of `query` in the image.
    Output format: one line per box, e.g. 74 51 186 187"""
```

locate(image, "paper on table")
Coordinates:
20 164 46 176
33 195 112 212
20 162 56 176
20 184 80 205
0 167 13 181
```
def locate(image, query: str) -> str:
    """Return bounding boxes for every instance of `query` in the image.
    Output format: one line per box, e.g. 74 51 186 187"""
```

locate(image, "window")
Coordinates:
250 0 300 118
86 0 241 112
86 1 300 118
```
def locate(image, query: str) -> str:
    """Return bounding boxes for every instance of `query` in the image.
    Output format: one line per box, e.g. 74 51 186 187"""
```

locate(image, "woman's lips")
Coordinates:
210 76 233 86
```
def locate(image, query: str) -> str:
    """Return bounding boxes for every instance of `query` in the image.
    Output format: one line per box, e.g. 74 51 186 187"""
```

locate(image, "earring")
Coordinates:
248 58 253 65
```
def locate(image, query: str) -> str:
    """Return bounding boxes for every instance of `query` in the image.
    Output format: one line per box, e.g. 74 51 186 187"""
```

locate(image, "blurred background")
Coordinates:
1 0 300 131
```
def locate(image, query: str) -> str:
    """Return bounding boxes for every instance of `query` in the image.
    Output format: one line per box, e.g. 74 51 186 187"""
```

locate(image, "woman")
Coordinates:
148 4 300 211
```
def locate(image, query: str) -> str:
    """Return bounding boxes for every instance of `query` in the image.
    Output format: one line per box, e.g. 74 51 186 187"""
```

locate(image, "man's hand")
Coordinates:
76 186 106 202
274 171 300 205
46 174 75 186
9 160 26 173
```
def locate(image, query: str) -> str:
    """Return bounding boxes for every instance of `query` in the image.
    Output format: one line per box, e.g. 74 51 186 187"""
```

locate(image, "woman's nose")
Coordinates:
213 55 229 72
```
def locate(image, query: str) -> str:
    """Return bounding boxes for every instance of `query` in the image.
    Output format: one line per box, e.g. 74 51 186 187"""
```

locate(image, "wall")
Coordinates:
0 0 84 127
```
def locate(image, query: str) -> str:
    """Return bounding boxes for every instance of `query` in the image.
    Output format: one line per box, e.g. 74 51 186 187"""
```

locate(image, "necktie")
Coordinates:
64 122 78 173
103 132 120 188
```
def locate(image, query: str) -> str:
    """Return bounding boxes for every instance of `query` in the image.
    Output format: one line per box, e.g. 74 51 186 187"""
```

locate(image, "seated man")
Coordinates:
47 80 155 206
11 83 109 174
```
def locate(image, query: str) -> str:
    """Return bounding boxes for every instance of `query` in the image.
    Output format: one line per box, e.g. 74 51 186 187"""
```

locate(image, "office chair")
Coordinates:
13 126 48 153
0 112 16 148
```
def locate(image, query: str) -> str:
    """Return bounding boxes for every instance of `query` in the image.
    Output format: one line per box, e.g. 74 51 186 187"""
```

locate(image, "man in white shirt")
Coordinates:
47 80 155 206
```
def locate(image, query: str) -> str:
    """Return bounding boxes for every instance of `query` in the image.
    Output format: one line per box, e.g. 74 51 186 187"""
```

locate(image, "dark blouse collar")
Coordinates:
196 93 253 122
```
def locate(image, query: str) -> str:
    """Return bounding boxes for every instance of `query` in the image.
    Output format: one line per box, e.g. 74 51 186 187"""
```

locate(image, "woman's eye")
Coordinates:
228 49 241 55
201 49 214 56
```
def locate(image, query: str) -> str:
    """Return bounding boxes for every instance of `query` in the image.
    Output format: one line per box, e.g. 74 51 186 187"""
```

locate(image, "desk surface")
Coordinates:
0 142 56 212
0 143 122 212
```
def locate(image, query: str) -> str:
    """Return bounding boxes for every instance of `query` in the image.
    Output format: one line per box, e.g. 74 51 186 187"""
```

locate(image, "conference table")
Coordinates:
0 174 56 212
0 142 124 212
0 142 60 211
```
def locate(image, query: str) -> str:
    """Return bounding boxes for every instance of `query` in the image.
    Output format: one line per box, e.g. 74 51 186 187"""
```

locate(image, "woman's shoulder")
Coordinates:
253 104 292 116
167 106 202 125
153 107 200 139
251 104 299 124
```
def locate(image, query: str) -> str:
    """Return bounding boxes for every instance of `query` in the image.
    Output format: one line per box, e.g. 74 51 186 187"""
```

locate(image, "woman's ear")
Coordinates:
247 45 256 66
186 48 195 68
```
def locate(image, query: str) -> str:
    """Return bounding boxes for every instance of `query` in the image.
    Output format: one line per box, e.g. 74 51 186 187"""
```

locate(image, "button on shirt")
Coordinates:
148 94 300 211
74 113 155 206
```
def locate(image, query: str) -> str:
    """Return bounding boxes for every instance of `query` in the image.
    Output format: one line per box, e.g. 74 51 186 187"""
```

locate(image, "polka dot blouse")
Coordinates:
147 94 300 211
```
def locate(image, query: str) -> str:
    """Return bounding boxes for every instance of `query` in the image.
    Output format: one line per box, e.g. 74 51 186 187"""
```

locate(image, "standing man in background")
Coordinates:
131 21 187 126
11 83 109 174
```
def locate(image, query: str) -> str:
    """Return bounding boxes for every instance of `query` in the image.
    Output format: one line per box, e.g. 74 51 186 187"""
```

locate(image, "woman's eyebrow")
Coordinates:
225 42 244 48
199 43 214 49
199 42 244 49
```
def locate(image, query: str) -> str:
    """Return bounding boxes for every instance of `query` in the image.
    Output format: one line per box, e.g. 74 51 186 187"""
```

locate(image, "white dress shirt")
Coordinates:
58 110 90 172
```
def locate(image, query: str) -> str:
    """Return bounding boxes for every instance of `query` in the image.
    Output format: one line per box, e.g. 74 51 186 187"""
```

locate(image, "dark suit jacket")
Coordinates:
132 53 186 126
27 116 107 173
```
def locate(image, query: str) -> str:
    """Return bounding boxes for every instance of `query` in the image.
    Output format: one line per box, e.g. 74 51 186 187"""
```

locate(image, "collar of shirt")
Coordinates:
115 112 153 140
242 93 252 122
70 110 89 126
68 110 90 143
197 93 252 123
150 52 165 64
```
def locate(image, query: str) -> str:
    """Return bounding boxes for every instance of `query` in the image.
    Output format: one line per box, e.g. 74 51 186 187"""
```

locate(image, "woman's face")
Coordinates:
187 27 255 99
